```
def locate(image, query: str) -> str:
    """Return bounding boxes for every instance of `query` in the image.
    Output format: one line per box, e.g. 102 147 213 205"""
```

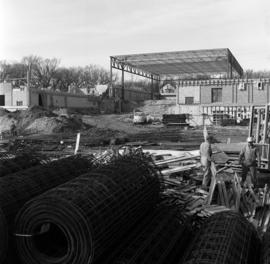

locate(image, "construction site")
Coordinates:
1 48 270 264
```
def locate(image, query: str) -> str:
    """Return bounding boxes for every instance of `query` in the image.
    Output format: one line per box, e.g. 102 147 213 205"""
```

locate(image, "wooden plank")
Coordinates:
161 164 197 175
217 182 225 206
207 162 217 205
233 173 241 212
221 181 229 207
155 154 200 165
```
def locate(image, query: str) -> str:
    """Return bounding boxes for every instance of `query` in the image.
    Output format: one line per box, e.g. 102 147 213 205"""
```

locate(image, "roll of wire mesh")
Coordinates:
181 211 261 264
261 222 270 264
0 209 8 263
0 155 94 264
15 154 161 264
102 204 191 264
0 152 47 177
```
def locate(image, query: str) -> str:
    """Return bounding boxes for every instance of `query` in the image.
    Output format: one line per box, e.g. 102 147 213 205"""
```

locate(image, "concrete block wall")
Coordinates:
66 96 98 108
30 90 100 111
52 95 66 107
0 83 12 106
13 87 28 106
178 86 200 104
177 79 270 105
114 87 151 101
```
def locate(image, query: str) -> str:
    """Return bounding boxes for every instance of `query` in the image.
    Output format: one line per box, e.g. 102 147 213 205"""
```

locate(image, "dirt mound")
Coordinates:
0 108 10 117
0 116 16 132
16 106 57 130
25 116 86 134
138 100 176 116
0 106 88 135
82 127 127 145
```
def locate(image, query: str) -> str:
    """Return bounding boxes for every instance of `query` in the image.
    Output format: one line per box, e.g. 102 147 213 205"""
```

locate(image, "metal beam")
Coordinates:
263 104 269 143
111 57 160 81
227 49 243 77
121 68 124 100
112 48 243 78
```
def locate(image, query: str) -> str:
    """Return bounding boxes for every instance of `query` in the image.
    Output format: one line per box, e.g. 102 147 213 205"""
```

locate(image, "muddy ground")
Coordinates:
0 105 250 154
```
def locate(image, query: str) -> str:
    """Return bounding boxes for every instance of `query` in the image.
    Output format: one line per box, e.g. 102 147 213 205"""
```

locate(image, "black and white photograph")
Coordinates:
1 0 270 263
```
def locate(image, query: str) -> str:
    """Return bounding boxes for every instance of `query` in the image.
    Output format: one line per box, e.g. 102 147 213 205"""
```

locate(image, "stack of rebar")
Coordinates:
162 114 188 126
15 154 162 264
181 211 261 264
0 155 94 264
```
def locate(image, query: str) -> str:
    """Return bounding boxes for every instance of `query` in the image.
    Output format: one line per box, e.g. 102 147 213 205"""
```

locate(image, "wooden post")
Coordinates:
151 75 154 100
26 65 31 107
74 133 80 155
256 109 261 143
263 104 269 144
207 162 217 205
248 105 254 137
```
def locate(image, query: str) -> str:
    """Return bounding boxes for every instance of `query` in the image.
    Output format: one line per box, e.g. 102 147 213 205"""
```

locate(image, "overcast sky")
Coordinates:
0 0 270 71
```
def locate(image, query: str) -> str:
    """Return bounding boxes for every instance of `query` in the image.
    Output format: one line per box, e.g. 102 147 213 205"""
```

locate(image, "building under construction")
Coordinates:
111 48 270 125
1 48 270 264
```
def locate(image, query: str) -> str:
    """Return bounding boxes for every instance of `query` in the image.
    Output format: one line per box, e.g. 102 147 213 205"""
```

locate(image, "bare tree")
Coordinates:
22 55 60 88
0 60 27 81
244 69 270 78
2 55 117 93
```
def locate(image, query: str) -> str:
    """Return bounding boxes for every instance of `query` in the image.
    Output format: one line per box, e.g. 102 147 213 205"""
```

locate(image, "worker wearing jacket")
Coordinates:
239 136 260 187
200 135 213 188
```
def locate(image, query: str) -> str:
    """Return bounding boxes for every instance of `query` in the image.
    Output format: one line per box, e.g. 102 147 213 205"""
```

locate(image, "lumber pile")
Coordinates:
162 114 188 126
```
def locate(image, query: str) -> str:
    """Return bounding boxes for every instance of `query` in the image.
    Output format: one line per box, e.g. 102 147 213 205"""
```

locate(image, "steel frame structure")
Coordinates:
110 48 243 100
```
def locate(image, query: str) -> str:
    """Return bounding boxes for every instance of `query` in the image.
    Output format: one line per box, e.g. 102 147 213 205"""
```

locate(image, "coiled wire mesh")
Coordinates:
0 155 94 264
102 204 191 264
0 209 8 263
181 211 260 264
0 152 47 177
262 227 270 264
15 154 162 264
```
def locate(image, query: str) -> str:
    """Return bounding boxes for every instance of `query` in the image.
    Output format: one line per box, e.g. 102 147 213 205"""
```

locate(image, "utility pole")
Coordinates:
26 64 31 107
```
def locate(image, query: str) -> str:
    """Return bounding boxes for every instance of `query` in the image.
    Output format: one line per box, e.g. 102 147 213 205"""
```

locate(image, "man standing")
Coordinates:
10 121 17 137
200 135 213 189
239 136 260 187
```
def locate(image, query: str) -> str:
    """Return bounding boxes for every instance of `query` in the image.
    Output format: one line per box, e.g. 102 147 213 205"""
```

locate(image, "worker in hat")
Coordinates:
200 135 214 189
10 120 17 137
239 136 260 187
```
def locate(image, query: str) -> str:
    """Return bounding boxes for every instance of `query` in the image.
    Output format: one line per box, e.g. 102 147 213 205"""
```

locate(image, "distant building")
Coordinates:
110 48 270 124
176 78 270 125
0 82 100 111
160 83 176 99
80 84 108 96
0 83 28 110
